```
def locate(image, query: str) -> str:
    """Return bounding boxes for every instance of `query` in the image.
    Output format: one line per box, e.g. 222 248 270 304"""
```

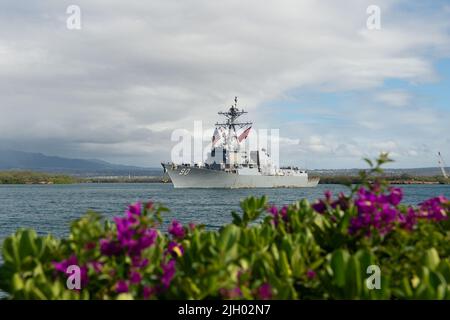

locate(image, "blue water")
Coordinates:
0 183 448 243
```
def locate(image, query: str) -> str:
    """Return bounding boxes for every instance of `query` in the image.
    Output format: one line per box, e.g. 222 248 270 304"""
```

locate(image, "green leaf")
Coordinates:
422 248 440 271
331 249 349 287
279 251 292 277
345 256 362 298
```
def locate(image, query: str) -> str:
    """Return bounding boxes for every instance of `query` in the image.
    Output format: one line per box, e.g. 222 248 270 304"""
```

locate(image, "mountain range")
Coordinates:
0 150 161 176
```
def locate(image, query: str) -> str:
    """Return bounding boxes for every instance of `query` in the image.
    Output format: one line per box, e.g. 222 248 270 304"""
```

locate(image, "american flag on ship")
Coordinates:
212 127 222 145
238 126 252 142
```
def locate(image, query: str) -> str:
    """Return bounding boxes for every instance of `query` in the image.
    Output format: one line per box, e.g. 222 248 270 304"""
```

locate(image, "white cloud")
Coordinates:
0 0 449 167
375 90 412 107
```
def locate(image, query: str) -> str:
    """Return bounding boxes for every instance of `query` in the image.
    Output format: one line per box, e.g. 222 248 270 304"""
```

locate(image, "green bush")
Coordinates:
0 155 449 299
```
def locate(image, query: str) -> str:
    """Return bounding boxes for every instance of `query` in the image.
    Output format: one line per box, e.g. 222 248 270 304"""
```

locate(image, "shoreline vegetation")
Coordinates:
316 175 449 185
0 170 449 185
0 171 77 185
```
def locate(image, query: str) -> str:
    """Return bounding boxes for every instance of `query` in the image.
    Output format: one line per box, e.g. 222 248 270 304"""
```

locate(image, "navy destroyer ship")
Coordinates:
162 98 319 188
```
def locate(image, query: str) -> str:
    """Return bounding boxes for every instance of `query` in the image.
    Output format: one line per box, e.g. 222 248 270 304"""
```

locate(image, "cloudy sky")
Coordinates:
0 0 449 168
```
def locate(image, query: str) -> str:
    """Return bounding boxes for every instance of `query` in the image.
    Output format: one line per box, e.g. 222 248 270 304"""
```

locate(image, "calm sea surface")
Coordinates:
0 183 449 243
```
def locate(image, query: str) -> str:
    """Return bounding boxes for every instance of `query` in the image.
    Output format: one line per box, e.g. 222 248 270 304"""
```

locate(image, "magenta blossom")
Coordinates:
100 238 122 256
388 187 403 206
116 280 129 293
258 283 272 300
349 187 403 236
331 192 350 211
307 269 317 279
399 207 417 231
132 256 149 268
267 205 289 225
52 255 78 273
139 228 158 250
109 210 158 257
312 191 349 214
279 206 288 219
268 205 278 217
129 271 142 284
324 190 332 201
126 202 142 217
53 255 88 288
166 241 184 258
143 286 154 299
168 220 185 239
312 200 326 214
161 259 176 288
418 196 449 221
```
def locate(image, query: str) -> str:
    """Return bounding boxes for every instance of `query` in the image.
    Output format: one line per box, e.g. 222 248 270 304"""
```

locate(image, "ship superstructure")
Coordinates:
162 98 319 188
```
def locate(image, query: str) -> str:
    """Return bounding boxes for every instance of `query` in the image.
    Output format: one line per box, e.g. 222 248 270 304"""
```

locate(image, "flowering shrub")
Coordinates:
0 154 449 299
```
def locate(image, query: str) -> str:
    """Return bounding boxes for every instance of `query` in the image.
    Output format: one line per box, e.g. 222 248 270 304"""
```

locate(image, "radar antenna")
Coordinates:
215 97 252 130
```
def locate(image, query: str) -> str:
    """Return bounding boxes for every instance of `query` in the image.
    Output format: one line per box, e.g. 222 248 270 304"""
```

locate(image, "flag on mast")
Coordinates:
238 126 252 142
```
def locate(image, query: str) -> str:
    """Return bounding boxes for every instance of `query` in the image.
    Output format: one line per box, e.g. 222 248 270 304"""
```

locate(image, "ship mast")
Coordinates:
214 97 252 167
215 97 252 141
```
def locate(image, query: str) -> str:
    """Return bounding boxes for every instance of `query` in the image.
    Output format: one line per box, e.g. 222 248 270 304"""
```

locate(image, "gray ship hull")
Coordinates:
162 163 319 188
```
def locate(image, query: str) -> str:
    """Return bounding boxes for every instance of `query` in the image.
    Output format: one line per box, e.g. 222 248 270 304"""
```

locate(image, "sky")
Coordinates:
0 0 449 169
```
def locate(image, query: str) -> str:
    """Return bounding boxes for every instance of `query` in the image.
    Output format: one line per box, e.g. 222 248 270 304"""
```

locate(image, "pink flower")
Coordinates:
52 255 88 288
312 200 326 214
307 269 317 279
126 202 142 217
100 238 122 256
132 256 149 268
258 283 272 300
129 271 142 284
268 205 278 217
161 259 176 288
168 220 185 239
116 280 129 293
166 241 184 258
349 187 403 236
52 255 78 273
388 187 403 206
418 196 449 221
143 286 154 299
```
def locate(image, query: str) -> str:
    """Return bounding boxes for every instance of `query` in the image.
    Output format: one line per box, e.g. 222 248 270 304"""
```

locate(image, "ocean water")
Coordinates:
0 183 448 243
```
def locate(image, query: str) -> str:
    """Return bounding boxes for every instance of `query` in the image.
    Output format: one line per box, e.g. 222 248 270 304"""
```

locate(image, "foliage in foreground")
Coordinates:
0 154 449 300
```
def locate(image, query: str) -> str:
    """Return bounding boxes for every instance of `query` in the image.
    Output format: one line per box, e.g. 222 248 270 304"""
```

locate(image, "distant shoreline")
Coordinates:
1 170 449 185
315 175 449 185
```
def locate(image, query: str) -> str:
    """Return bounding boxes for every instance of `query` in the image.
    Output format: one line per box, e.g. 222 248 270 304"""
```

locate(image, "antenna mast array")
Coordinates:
215 97 252 130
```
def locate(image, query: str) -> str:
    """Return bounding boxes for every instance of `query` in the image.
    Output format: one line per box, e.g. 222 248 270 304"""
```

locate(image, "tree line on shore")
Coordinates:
0 171 78 184
317 174 449 185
